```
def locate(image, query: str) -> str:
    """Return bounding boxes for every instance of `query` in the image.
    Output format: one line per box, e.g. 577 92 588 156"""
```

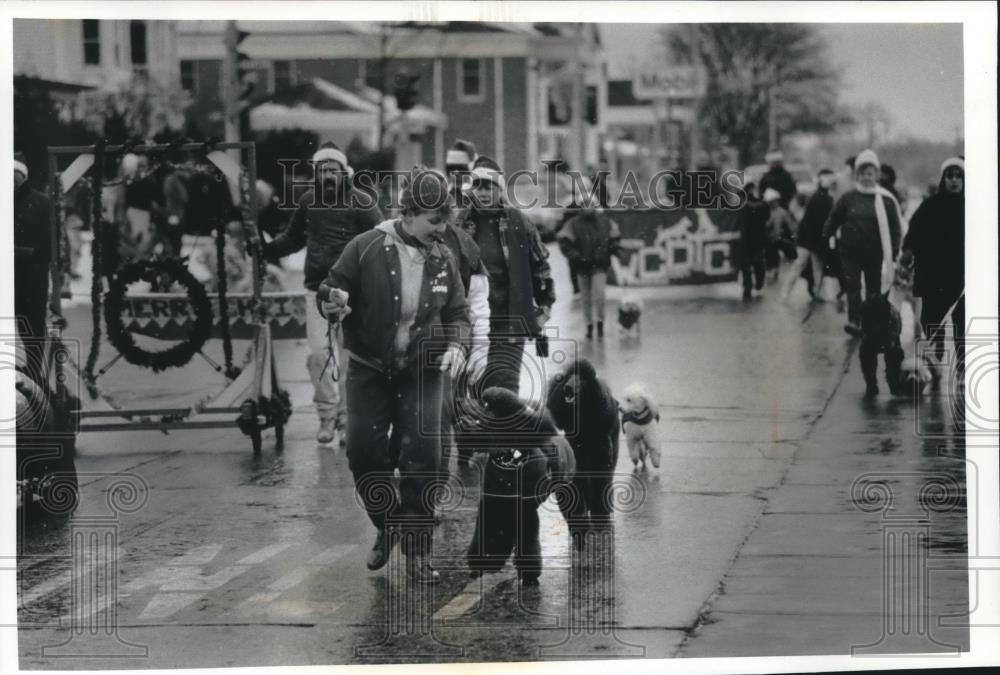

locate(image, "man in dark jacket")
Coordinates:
264 143 384 444
318 168 469 584
737 182 770 300
459 156 555 394
14 155 53 367
759 151 797 210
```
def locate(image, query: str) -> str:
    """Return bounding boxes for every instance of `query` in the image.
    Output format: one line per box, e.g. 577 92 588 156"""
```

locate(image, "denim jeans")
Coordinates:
345 359 443 555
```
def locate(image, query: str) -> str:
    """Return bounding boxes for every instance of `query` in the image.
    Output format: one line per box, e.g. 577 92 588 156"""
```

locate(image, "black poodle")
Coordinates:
545 358 620 535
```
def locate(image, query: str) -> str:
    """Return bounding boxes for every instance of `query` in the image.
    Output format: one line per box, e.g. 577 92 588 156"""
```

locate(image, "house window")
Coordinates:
458 58 484 101
273 60 294 92
130 21 147 66
180 60 196 92
82 19 100 65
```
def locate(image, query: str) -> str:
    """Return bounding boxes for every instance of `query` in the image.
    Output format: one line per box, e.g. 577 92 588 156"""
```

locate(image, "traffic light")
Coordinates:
393 69 420 112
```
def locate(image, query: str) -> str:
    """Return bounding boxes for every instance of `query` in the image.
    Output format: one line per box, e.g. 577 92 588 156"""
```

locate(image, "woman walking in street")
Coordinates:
900 156 965 378
782 169 836 301
556 201 624 339
822 149 903 336
318 167 469 584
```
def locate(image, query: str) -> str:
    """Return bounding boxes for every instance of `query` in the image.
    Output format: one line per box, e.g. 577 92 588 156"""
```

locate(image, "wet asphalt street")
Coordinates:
14 247 970 667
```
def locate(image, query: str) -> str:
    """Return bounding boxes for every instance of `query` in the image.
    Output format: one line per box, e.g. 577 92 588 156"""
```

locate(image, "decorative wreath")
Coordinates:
104 258 214 372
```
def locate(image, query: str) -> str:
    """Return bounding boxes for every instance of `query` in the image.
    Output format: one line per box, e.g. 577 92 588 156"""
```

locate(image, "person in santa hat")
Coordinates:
822 148 903 336
264 142 384 444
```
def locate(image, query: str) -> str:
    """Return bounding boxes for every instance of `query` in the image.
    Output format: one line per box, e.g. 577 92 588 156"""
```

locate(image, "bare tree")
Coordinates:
663 24 852 166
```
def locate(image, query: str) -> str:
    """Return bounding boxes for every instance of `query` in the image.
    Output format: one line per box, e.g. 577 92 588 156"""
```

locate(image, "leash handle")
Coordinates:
318 319 340 383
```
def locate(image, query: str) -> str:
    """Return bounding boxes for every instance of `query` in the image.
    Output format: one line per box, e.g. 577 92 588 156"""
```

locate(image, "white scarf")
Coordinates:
854 183 900 293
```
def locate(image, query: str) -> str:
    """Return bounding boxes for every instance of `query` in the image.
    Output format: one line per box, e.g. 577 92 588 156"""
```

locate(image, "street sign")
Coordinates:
633 67 703 100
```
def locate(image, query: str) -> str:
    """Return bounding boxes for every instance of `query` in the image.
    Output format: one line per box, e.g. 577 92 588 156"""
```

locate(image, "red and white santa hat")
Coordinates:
445 139 477 172
14 153 29 180
312 142 353 177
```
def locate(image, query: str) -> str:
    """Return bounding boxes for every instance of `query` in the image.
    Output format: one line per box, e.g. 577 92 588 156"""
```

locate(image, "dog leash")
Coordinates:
319 318 340 383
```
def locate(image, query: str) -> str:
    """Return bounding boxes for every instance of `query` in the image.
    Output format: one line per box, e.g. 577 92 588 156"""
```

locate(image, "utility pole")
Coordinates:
570 22 587 173
688 28 702 170
377 26 389 152
768 84 778 152
223 21 239 145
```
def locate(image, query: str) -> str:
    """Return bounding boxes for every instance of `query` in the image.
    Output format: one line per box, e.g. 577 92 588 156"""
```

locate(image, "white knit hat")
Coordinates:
762 187 782 203
765 150 784 164
13 158 28 179
854 149 880 172
940 156 964 176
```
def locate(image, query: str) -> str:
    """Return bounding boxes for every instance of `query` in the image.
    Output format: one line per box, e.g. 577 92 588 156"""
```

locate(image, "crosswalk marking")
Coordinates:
171 543 224 566
137 592 202 620
236 542 292 565
433 572 507 622
17 547 121 609
234 544 356 616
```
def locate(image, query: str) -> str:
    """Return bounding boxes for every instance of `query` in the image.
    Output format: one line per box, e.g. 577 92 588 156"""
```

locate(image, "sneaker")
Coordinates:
366 529 394 571
316 418 336 445
407 555 440 585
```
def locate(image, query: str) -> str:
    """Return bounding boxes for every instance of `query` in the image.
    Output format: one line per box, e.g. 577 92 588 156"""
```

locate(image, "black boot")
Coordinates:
586 324 594 340
596 321 604 339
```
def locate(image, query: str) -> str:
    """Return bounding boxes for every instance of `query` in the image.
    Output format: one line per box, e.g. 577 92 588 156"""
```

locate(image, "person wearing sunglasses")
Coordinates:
459 155 555 396
317 167 469 585
899 157 965 380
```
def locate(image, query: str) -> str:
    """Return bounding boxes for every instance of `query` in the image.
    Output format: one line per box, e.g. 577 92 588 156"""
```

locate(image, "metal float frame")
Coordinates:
45 141 286 454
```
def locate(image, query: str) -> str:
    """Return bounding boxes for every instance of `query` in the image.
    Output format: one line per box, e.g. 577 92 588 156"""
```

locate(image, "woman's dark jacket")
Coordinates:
902 190 964 299
318 221 470 373
556 209 623 274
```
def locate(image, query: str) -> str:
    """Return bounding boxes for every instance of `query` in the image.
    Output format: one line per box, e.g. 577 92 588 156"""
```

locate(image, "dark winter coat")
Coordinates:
556 210 623 274
265 184 384 291
902 190 964 300
797 187 835 252
759 166 797 209
318 221 470 374
737 197 771 259
14 182 52 265
460 206 555 336
822 189 902 263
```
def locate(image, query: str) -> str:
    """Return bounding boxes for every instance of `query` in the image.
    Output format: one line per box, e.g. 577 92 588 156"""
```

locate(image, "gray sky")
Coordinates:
600 23 964 143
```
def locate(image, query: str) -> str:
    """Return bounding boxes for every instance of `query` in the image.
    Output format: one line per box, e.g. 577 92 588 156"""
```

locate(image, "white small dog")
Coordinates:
618 295 643 338
620 384 661 470
899 356 934 394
